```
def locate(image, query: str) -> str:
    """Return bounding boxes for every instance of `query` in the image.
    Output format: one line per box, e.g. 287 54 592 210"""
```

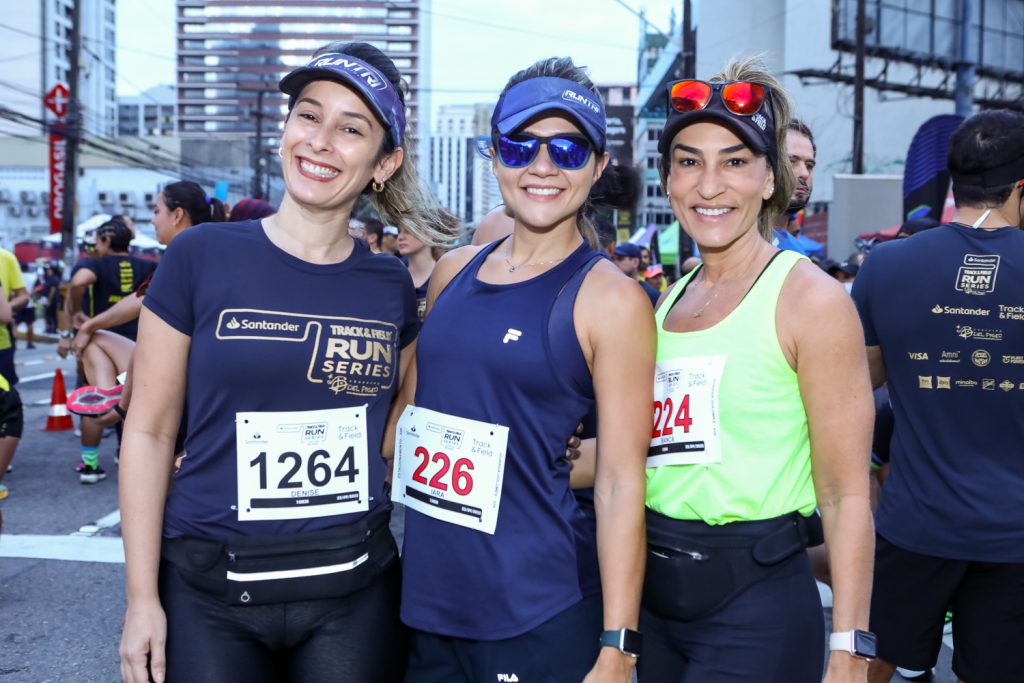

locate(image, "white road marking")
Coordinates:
0 534 124 564
19 371 57 384
0 509 125 563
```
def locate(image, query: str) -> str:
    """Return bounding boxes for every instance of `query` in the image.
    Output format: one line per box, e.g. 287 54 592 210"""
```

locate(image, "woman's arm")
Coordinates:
118 308 190 683
782 263 874 682
75 294 146 356
579 264 655 682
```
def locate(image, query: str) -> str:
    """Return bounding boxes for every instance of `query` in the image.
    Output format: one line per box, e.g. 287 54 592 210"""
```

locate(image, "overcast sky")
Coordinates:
116 0 684 123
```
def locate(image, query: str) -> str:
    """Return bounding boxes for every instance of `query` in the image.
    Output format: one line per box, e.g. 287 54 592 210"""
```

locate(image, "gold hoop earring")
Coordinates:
372 179 385 193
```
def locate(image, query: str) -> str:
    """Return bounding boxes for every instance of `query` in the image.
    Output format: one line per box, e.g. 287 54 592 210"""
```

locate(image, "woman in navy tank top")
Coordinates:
392 58 654 683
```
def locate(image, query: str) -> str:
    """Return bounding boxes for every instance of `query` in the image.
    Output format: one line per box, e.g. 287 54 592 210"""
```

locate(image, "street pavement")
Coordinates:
0 343 959 682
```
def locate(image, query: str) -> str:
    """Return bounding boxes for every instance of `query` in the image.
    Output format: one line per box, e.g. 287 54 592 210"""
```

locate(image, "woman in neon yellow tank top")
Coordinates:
638 58 876 683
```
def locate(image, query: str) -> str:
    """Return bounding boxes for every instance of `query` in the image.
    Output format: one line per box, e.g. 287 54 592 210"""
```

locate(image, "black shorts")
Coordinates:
0 387 24 439
15 306 35 324
405 594 602 683
870 533 1024 680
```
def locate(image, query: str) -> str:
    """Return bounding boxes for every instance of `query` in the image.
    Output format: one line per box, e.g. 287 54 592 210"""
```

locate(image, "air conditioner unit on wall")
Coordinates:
0 189 11 203
19 190 37 204
8 205 23 217
98 191 112 204
144 191 156 208
27 206 40 217
119 191 136 205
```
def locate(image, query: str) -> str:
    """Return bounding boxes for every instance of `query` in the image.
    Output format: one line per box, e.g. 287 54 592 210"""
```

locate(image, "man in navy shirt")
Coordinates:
853 109 1024 683
612 242 660 306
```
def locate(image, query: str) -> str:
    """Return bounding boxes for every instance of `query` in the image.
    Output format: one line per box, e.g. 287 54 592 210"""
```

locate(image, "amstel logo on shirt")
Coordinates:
216 308 398 397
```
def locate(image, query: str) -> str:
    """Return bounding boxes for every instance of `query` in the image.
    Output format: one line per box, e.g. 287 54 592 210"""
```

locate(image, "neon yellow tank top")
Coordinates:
646 250 816 524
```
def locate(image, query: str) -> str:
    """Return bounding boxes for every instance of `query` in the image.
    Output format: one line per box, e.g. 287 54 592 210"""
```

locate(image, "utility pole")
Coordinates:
955 0 975 117
682 0 695 78
252 89 266 199
60 0 83 268
852 0 866 174
847 0 864 176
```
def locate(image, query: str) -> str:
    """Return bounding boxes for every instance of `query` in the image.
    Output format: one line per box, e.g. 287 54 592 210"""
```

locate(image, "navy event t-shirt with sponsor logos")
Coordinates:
144 220 418 540
852 223 1024 562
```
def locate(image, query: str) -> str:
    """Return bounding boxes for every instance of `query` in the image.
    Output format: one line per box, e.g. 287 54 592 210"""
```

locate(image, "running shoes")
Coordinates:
79 465 107 484
67 385 123 416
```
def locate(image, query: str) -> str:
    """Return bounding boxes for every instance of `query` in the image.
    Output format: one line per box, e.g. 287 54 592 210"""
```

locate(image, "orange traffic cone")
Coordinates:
45 368 74 431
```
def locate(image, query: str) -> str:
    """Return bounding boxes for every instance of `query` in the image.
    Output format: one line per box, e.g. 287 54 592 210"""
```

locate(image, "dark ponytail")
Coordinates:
162 181 228 227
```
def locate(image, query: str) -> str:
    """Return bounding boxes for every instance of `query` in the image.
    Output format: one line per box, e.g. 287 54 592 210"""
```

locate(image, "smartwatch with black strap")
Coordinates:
599 628 642 658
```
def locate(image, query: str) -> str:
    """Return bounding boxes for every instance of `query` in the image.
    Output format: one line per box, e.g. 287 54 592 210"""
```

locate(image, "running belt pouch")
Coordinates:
162 510 397 606
641 511 807 622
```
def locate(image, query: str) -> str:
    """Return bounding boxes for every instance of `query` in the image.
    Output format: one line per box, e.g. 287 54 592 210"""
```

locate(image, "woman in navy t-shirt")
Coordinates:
118 43 454 683
393 58 653 683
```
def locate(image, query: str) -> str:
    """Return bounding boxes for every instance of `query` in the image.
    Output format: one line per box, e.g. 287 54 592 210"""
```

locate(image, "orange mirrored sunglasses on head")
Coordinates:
669 80 768 116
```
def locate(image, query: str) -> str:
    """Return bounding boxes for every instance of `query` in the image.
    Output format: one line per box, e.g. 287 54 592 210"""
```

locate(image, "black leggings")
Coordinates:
160 559 408 683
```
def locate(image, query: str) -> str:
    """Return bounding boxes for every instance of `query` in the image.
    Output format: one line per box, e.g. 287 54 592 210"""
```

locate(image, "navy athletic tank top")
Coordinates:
401 238 602 640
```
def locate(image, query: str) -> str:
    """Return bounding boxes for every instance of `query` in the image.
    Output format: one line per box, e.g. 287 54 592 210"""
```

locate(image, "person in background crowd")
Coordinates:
395 55 650 683
119 40 455 683
853 108 1024 683
42 262 62 335
360 217 385 253
612 242 660 306
680 255 702 275
772 119 825 259
895 216 939 239
380 224 400 255
471 205 516 246
228 197 275 222
59 219 158 484
639 245 652 271
637 57 874 682
644 263 667 292
68 181 227 432
397 224 442 321
0 291 20 503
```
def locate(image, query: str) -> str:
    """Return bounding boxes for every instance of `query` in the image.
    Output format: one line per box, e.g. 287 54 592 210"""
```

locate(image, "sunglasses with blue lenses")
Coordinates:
493 133 594 171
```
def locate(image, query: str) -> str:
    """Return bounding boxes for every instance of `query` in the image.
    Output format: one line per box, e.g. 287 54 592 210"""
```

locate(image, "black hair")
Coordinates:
788 118 816 155
161 181 227 226
948 109 1024 208
95 219 133 252
361 217 384 241
497 57 606 248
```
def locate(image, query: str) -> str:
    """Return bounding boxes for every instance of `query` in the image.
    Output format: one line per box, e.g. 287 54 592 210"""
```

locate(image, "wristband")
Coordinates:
58 330 73 339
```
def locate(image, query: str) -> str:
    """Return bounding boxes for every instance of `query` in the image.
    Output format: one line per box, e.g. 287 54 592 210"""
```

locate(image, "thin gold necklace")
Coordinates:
691 269 721 318
504 233 572 273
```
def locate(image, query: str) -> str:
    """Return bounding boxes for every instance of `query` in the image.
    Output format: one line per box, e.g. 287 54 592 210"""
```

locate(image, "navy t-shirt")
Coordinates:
144 220 418 540
852 223 1024 562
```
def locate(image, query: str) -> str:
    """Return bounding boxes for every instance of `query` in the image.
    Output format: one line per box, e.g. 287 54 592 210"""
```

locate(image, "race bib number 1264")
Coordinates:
235 406 369 521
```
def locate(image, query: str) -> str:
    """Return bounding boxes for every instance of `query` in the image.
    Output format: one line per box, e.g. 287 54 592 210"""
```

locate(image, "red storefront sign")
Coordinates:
45 83 69 234
49 126 66 234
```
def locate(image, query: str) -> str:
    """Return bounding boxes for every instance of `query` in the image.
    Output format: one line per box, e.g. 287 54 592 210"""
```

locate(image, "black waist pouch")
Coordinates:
162 508 397 606
641 509 809 622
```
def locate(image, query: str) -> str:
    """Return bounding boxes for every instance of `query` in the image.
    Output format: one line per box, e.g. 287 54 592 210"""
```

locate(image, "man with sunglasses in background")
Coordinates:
852 109 1024 683
59 219 156 484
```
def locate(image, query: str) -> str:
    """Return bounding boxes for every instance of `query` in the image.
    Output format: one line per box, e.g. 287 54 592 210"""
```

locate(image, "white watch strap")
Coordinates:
829 631 855 653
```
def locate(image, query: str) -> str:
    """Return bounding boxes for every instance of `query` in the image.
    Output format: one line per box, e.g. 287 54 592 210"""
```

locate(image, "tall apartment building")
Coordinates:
0 0 118 137
430 103 499 227
176 0 430 162
118 85 177 137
